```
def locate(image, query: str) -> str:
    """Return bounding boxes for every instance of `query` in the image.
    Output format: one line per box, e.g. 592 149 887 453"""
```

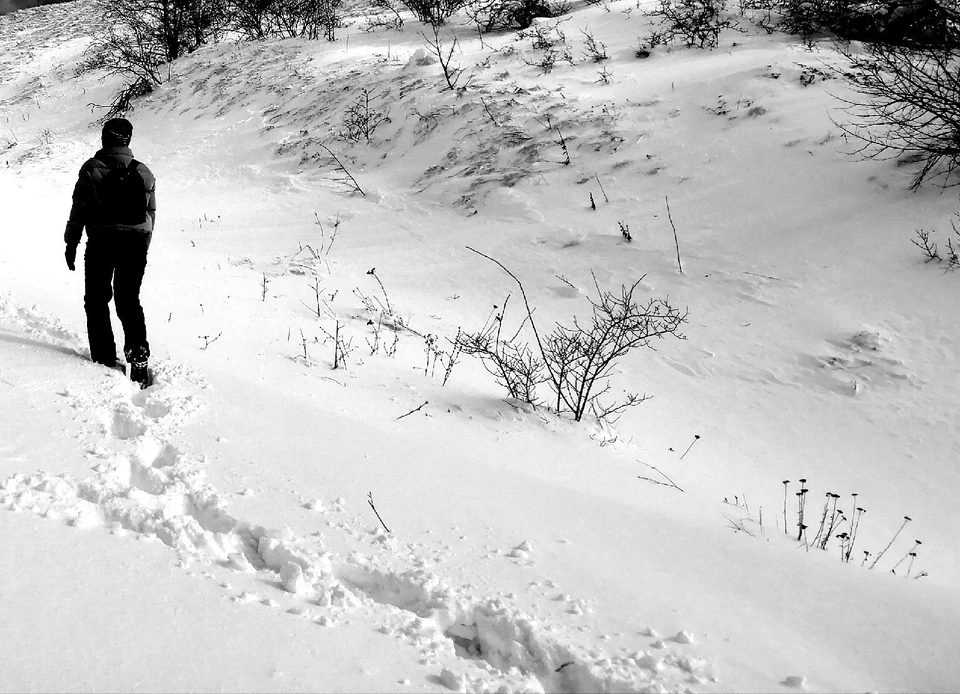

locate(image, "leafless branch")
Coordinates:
637 461 685 491
397 400 429 420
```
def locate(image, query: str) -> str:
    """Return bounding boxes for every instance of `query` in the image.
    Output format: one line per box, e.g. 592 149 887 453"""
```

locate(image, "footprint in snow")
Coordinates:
782 675 808 689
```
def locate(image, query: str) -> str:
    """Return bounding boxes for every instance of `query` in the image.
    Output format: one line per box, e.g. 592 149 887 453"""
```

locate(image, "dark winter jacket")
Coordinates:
63 145 156 248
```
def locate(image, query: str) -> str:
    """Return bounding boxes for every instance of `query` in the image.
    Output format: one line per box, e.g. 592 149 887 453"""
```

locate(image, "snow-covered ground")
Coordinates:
2 1 959 691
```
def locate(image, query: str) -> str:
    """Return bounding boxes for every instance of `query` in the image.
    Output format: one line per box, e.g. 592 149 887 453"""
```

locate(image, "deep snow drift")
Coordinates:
2 0 960 691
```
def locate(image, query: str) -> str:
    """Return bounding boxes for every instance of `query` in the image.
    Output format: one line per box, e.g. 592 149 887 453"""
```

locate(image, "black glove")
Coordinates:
65 244 77 272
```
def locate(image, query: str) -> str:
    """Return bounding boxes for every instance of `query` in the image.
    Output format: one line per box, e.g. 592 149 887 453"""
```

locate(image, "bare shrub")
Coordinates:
644 0 735 49
520 18 575 71
458 298 547 403
86 0 225 66
364 0 406 29
464 248 688 423
466 0 561 31
423 24 470 90
521 16 569 49
230 0 342 40
912 207 960 269
835 42 960 189
401 0 468 26
580 27 609 62
776 0 857 41
77 0 226 115
912 228 940 261
229 0 276 38
101 77 156 119
76 22 163 101
744 0 959 45
541 278 685 421
342 89 388 143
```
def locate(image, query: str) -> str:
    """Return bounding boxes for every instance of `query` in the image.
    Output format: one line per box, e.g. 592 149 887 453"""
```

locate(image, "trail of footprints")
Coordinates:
1 302 715 693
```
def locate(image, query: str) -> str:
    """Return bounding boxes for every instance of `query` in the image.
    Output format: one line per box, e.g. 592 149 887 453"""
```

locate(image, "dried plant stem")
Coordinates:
397 400 429 420
846 504 864 562
366 268 393 314
811 496 830 548
594 173 609 202
782 481 789 536
317 143 365 195
890 541 921 574
679 434 700 460
423 24 468 91
637 462 684 492
300 330 310 360
465 246 555 388
556 125 571 165
869 517 911 569
334 321 341 369
480 97 500 127
665 195 683 274
200 332 223 350
367 492 391 533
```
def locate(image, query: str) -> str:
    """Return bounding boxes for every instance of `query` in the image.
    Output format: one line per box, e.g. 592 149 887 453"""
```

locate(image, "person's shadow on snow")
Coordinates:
0 328 82 359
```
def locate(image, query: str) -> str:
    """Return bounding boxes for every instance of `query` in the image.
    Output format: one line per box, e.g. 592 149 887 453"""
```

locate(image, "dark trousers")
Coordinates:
83 233 150 365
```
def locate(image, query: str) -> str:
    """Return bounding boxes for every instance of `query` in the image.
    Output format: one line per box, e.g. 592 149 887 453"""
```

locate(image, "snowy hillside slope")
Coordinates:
2 0 960 691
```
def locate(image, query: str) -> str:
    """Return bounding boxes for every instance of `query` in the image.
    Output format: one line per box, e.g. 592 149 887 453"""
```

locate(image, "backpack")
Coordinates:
95 158 147 226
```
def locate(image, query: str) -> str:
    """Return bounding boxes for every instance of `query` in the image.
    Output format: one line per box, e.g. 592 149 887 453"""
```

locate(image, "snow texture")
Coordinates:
2 0 960 691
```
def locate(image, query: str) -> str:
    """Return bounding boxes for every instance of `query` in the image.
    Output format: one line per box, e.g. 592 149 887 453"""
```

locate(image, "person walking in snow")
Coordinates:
63 117 156 388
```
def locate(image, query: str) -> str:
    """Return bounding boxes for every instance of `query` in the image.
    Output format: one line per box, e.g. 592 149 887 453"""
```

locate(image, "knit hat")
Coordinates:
102 118 133 147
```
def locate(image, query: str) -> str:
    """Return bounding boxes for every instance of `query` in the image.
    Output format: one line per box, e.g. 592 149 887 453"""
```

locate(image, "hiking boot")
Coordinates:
124 345 151 389
129 360 151 389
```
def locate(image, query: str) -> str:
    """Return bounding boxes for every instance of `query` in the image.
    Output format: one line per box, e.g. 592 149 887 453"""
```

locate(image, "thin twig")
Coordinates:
367 492 391 533
743 271 782 281
366 267 393 314
679 434 700 460
637 462 684 492
665 195 682 274
397 400 429 420
480 97 500 127
465 246 561 402
334 320 341 369
556 125 571 165
724 515 755 537
869 516 911 569
594 173 609 202
317 143 365 196
199 332 223 350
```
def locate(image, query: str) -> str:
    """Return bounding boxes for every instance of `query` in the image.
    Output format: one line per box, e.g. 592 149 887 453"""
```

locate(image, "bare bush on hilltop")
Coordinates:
400 0 469 25
744 0 959 46
835 42 960 189
731 0 960 189
466 0 565 31
230 0 343 40
78 0 228 116
644 0 736 50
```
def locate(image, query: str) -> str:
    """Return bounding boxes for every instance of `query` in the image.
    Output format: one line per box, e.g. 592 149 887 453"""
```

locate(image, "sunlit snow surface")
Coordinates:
2 1 960 691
